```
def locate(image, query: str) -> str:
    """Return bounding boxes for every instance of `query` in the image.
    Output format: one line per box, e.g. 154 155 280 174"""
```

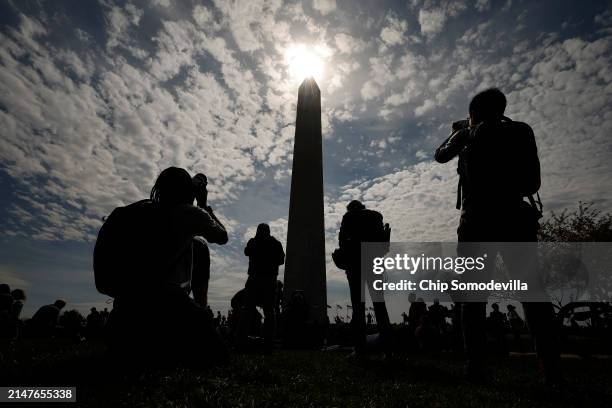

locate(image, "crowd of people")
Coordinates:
0 88 573 384
0 285 115 341
0 283 236 343
1 279 530 357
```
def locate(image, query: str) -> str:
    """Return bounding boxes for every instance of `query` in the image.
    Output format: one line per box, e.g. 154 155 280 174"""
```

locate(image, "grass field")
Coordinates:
2 339 611 408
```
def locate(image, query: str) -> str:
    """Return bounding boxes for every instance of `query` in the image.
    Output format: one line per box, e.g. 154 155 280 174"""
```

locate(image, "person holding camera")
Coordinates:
99 167 228 366
335 200 392 359
235 223 285 350
434 89 561 384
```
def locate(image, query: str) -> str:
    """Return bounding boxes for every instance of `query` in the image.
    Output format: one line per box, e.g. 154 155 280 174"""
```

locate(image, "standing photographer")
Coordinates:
434 89 561 384
335 200 392 359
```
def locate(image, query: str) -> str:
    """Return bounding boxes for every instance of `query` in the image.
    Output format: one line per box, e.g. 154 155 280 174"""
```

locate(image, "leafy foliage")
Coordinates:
539 202 612 242
538 202 612 304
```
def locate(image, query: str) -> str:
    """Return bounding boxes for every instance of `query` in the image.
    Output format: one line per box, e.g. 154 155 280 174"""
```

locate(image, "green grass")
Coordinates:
2 340 611 407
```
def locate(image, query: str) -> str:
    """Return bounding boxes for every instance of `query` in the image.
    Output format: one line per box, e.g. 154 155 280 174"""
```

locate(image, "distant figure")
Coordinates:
30 299 66 338
435 88 560 382
214 311 222 327
7 288 27 338
86 307 104 339
488 303 508 356
428 298 447 331
415 313 441 352
366 312 373 325
401 311 409 325
101 308 110 324
59 309 85 340
205 305 214 321
0 284 14 338
408 293 426 332
0 284 12 312
490 303 506 323
99 167 229 366
230 289 260 337
227 309 234 328
281 290 311 349
0 287 26 339
449 303 464 355
507 304 525 352
336 200 392 357
236 223 285 349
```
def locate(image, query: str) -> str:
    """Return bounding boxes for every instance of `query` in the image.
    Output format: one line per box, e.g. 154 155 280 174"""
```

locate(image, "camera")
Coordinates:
452 119 470 132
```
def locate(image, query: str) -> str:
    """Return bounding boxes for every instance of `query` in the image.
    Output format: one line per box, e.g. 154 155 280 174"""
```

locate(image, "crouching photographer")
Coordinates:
94 167 228 367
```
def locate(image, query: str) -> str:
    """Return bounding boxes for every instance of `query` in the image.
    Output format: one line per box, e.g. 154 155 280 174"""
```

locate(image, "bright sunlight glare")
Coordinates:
284 44 328 83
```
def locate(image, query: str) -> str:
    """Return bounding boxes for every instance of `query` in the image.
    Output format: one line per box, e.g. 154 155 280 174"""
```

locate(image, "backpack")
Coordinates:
456 117 543 223
357 209 391 244
93 199 168 298
333 209 391 271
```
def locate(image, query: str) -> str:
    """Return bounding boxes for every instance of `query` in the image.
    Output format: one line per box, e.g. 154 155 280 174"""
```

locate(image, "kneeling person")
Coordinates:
236 223 285 349
96 167 228 366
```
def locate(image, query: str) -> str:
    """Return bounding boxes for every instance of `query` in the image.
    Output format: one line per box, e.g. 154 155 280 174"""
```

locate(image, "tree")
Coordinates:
537 202 612 306
539 202 612 242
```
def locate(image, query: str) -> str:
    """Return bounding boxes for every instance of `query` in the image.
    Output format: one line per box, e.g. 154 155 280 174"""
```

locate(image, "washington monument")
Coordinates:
283 78 327 325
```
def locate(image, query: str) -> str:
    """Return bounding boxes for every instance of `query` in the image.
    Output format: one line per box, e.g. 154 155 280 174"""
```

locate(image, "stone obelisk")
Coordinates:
283 77 327 325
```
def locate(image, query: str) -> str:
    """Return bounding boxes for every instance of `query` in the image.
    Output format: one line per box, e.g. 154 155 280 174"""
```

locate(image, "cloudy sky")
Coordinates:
0 0 611 319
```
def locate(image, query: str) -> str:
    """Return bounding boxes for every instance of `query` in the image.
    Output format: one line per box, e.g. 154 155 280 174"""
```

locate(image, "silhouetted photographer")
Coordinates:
236 223 285 350
334 200 392 358
94 167 228 367
435 88 561 384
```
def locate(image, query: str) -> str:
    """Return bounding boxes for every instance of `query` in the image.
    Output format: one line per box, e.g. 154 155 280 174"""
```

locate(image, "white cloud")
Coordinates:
193 4 219 30
594 9 612 30
312 0 337 15
334 162 459 241
415 149 428 160
475 0 490 12
380 13 408 47
152 0 170 7
414 98 436 116
418 8 447 38
0 12 299 241
360 80 383 101
1 1 611 314
359 54 395 101
334 33 366 54
212 0 283 52
104 3 143 51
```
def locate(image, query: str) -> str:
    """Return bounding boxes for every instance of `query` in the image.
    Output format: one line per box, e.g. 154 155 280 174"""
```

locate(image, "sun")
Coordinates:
284 43 328 83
